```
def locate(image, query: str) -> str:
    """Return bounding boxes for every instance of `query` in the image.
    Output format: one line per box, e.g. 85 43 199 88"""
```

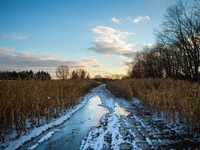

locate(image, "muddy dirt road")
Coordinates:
7 85 200 150
80 85 200 149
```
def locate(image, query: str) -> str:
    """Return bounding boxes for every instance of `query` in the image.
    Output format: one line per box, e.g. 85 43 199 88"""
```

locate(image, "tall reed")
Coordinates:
0 79 99 141
107 79 200 134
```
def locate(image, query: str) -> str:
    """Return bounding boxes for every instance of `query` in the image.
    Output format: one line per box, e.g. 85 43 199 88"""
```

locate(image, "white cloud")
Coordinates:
127 16 150 23
0 48 106 78
0 47 90 76
1 33 27 40
80 57 103 68
110 17 121 24
89 26 133 55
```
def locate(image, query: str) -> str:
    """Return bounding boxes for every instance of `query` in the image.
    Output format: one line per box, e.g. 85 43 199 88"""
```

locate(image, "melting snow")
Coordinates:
2 85 200 150
3 86 99 150
27 143 38 150
38 129 59 143
114 102 130 117
27 129 59 150
80 85 135 150
80 85 200 149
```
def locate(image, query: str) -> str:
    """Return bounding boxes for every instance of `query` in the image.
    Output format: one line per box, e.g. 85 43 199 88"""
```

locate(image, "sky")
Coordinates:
0 0 176 78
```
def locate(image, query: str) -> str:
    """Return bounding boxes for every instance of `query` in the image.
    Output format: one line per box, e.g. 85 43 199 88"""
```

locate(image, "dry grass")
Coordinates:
0 79 99 139
107 79 200 133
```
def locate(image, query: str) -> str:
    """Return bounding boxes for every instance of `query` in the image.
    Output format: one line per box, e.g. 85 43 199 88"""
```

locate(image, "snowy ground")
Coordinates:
1 87 98 150
80 85 200 149
1 85 200 150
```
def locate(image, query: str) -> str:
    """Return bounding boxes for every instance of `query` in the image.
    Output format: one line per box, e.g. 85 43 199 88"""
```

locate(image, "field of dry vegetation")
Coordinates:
0 79 99 140
107 79 200 134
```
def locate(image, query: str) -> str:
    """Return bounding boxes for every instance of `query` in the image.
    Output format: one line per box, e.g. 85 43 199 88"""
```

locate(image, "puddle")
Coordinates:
19 96 108 150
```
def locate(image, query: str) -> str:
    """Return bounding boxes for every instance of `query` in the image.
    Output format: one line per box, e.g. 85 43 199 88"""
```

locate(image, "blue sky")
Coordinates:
0 0 176 78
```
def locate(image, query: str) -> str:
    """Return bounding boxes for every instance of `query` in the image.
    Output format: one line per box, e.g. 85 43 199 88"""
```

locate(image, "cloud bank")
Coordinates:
0 47 105 78
0 48 84 68
89 26 133 55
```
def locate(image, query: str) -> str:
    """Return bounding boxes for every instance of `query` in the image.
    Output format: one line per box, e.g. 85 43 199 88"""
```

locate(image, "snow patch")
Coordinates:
38 129 59 143
114 102 130 117
27 129 59 150
80 85 133 150
3 86 99 150
80 112 125 150
27 143 38 150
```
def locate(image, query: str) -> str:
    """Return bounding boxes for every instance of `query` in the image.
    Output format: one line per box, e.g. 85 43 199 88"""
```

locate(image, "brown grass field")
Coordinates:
1 78 199 141
107 78 200 133
0 79 99 138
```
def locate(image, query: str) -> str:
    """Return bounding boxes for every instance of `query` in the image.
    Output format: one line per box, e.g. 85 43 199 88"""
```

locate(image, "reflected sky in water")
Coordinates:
20 96 108 150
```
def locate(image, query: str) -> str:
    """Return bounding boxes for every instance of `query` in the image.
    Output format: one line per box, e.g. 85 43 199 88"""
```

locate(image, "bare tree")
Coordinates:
56 65 69 80
127 0 199 82
71 69 87 79
155 0 200 81
128 47 163 79
128 51 144 78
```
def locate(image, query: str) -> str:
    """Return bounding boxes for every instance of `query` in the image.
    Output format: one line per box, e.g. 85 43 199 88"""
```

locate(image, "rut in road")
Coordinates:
80 85 200 150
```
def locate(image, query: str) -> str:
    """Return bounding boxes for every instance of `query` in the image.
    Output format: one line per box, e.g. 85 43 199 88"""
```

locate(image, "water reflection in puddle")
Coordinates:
19 96 108 150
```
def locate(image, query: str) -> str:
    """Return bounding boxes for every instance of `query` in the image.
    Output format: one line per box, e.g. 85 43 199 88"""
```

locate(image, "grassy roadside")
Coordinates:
0 79 100 141
107 79 200 133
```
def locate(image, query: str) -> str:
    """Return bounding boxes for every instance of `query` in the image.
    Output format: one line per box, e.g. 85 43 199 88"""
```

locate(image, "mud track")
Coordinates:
81 85 200 150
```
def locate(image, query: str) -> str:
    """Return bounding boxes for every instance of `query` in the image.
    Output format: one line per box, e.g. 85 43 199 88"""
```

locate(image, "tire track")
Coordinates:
80 85 200 149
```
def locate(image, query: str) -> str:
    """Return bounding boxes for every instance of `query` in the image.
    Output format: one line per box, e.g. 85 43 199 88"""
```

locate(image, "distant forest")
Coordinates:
0 70 51 80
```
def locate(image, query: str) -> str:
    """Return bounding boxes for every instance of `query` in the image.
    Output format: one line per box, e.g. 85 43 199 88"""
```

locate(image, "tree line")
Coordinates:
129 0 200 82
0 66 91 81
0 70 51 80
56 65 90 80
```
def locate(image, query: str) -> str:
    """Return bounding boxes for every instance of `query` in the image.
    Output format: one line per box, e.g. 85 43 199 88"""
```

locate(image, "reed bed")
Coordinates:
107 79 200 134
0 79 99 140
